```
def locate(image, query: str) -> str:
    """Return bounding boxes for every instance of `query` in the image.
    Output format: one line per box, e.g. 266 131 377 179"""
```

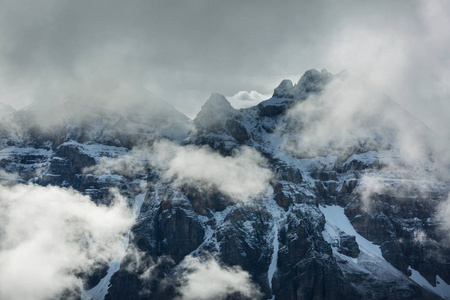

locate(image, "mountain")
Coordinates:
0 70 449 300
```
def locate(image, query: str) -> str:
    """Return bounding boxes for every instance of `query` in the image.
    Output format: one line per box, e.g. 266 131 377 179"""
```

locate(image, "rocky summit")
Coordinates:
1 69 449 300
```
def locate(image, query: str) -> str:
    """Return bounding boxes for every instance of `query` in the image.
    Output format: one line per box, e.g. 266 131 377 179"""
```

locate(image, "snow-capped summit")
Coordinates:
294 68 332 94
194 93 238 133
203 93 234 109
273 79 295 98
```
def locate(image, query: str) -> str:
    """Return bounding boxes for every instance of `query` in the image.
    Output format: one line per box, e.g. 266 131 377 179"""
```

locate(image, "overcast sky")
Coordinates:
0 0 449 135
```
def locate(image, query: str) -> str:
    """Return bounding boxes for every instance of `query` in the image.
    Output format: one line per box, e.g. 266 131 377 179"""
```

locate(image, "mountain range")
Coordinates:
0 69 449 300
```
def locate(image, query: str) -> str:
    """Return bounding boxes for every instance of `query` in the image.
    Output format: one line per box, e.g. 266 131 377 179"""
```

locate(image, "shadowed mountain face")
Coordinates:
1 70 449 300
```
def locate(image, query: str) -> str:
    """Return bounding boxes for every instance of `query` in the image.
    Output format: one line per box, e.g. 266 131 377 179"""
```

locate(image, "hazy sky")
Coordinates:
0 0 449 135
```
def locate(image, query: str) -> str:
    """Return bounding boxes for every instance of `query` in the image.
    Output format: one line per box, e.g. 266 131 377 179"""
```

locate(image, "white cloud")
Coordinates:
438 194 450 238
152 140 273 201
279 74 433 163
0 169 19 181
227 91 271 109
324 0 450 137
178 256 262 300
0 184 134 300
87 140 273 202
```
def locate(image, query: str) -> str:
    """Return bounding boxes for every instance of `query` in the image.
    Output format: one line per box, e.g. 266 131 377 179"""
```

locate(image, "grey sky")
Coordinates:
0 0 449 135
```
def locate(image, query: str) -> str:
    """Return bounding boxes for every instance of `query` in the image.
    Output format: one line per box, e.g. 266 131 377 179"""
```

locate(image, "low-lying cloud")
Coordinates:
152 140 273 201
355 165 446 213
87 140 274 202
177 255 262 300
437 194 450 239
0 184 134 300
280 73 434 163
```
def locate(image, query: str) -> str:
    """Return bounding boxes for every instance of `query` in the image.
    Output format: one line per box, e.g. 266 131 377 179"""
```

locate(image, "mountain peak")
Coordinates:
295 68 332 93
203 93 234 110
272 69 333 99
273 79 295 98
193 93 237 133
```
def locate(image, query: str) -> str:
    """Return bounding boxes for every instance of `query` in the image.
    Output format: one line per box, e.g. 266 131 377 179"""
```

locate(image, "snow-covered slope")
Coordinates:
0 95 192 148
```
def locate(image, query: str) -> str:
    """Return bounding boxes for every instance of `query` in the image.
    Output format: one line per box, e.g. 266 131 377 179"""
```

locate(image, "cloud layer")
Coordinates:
152 141 273 201
280 74 433 162
0 184 134 300
1 0 448 130
178 256 262 300
438 194 450 239
88 140 274 201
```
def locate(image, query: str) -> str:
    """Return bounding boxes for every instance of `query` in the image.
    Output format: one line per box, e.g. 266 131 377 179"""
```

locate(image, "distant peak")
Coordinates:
194 93 237 131
205 93 232 107
273 79 294 98
199 93 236 114
272 69 333 99
296 69 332 93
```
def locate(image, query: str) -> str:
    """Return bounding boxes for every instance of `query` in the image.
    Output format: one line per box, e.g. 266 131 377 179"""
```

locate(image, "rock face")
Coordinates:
193 93 250 145
1 69 449 300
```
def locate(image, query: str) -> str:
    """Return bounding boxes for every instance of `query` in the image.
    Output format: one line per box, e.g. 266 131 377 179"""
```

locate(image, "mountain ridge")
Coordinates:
0 69 449 300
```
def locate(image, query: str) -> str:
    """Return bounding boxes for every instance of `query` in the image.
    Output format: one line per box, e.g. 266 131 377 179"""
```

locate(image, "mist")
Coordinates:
0 0 448 133
0 0 449 298
0 184 134 300
87 140 274 202
177 255 262 300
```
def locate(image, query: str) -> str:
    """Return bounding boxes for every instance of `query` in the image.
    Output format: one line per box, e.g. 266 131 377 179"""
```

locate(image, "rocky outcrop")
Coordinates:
272 69 333 99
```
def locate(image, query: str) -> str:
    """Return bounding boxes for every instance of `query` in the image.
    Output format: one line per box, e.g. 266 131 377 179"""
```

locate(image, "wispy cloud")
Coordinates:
279 74 432 162
87 140 274 202
437 194 450 240
177 255 262 300
152 140 273 201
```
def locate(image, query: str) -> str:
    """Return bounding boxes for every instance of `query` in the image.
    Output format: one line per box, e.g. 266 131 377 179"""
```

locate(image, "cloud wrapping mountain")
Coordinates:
0 184 134 300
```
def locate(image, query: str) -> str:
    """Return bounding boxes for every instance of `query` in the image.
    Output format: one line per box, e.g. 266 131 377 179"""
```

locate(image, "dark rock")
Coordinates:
50 143 96 175
225 118 249 143
155 203 205 263
273 182 292 210
182 186 231 214
338 233 360 258
275 207 357 300
258 104 287 118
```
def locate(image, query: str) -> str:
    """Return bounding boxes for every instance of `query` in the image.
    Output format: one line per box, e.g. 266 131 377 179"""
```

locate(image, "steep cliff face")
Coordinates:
1 70 449 300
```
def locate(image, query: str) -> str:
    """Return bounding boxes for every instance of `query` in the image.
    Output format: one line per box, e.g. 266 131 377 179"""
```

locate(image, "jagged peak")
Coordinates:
193 93 238 133
295 68 332 93
195 93 235 120
203 93 234 110
272 69 333 99
273 79 295 98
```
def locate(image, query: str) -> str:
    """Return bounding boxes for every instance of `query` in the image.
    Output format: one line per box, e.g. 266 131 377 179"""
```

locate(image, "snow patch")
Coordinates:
81 190 146 300
319 205 383 259
265 197 285 299
267 220 279 292
408 266 450 299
